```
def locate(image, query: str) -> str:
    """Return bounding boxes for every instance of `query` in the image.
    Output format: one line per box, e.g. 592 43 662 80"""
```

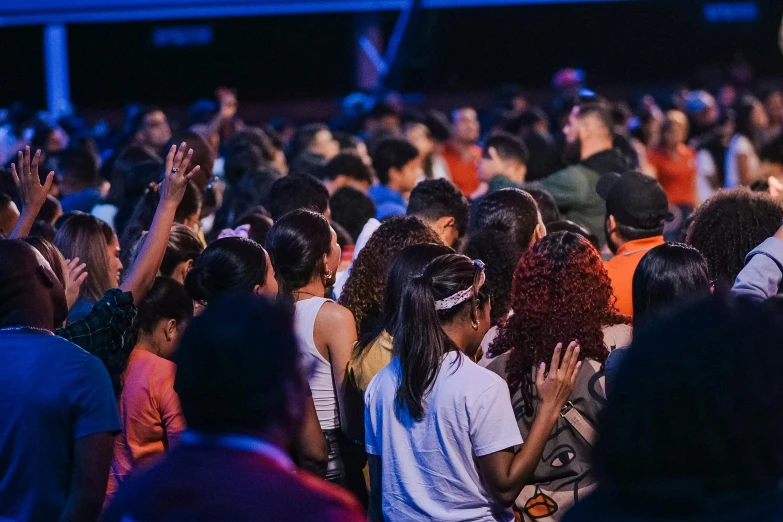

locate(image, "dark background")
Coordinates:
1 0 782 110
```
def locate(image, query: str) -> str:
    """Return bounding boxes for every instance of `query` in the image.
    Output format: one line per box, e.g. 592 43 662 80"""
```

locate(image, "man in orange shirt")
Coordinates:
442 107 483 197
597 171 672 317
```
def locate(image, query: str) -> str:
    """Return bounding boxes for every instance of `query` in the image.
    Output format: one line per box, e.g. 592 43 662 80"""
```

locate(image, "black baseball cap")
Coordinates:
596 171 672 229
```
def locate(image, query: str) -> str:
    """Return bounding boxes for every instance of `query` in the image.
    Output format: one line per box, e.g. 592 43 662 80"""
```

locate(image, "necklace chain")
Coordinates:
0 326 54 335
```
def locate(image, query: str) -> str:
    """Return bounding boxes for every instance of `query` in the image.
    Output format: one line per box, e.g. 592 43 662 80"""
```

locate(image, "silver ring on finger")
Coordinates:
171 168 179 173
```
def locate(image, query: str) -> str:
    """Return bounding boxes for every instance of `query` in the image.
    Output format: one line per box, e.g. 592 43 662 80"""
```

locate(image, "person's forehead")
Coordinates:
145 111 166 123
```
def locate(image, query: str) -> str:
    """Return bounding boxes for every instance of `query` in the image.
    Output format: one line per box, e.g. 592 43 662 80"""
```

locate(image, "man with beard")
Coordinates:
541 101 633 245
596 171 671 317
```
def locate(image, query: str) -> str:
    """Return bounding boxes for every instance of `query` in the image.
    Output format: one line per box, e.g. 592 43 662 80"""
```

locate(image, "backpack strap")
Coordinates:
560 401 597 447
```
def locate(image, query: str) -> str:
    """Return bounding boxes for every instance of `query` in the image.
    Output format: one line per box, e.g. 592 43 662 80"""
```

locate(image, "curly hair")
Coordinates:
339 216 442 336
686 188 783 286
490 231 629 413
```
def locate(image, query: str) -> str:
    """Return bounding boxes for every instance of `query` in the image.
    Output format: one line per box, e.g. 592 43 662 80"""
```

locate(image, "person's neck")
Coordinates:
385 180 408 198
441 321 475 359
580 139 613 160
506 166 526 185
135 336 160 357
294 279 326 302
59 180 94 197
1 312 56 333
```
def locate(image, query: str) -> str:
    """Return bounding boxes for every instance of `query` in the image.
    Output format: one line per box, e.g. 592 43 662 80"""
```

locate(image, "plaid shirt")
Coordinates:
57 289 137 396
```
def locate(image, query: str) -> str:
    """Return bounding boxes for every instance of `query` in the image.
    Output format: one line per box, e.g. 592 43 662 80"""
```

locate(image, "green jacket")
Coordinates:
541 164 606 244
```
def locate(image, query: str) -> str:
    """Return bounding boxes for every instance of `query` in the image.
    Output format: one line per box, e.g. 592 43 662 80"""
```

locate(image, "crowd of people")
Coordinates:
3 68 783 521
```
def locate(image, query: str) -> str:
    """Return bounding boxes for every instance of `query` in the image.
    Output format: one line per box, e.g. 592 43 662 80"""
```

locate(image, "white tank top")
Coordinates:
294 297 339 430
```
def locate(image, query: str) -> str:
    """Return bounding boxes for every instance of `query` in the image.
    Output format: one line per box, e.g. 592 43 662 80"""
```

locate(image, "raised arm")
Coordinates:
477 343 581 506
9 147 55 239
120 143 200 304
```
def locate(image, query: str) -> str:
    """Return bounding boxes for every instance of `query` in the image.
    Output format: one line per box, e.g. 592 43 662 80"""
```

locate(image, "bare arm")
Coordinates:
319 302 359 437
9 147 54 239
477 343 581 506
120 143 200 304
296 385 328 476
59 433 115 522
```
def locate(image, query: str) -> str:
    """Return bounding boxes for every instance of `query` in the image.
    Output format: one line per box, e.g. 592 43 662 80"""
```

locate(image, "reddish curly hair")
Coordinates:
490 231 629 411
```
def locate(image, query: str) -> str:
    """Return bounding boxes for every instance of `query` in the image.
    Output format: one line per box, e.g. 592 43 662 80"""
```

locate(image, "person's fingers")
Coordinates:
165 145 176 174
65 257 78 270
10 164 19 186
571 361 583 386
23 147 30 177
178 149 193 176
17 151 24 178
173 142 187 169
184 165 200 181
565 342 580 376
31 149 41 176
43 171 55 192
74 271 88 286
72 263 87 278
548 343 563 380
557 343 575 381
535 361 546 388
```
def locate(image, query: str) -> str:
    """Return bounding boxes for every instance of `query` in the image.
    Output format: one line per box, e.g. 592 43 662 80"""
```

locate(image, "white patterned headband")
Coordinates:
434 259 486 311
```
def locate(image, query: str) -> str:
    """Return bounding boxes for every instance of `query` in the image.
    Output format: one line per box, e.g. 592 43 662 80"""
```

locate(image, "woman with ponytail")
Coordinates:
365 253 581 522
266 209 360 490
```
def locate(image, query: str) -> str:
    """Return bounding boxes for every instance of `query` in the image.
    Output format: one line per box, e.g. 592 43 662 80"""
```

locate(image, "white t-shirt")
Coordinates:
365 351 523 522
724 134 759 188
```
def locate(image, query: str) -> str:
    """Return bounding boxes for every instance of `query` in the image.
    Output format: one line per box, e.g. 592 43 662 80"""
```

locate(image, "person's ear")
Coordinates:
530 223 546 247
607 215 618 235
488 147 501 163
253 284 264 296
165 319 177 342
435 216 455 236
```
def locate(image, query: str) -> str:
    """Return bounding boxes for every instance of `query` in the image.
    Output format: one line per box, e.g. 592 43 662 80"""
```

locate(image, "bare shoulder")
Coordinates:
318 301 356 325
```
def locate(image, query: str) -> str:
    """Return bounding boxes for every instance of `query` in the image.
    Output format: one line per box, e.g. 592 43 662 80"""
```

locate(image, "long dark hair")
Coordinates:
632 243 710 326
355 242 453 358
127 223 203 280
393 254 489 421
265 209 331 296
184 237 269 304
734 95 761 146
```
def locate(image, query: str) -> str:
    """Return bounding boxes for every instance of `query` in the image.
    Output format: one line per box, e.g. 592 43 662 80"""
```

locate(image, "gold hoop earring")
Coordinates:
471 319 480 331
323 268 333 283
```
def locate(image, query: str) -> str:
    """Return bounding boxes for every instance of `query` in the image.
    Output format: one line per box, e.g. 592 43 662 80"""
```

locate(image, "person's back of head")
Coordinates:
268 175 329 222
339 215 443 336
473 188 543 250
371 138 419 187
393 253 489 420
632 243 710 327
524 188 560 225
0 192 20 237
184 237 271 305
545 220 599 250
58 147 98 190
233 210 274 246
286 123 331 164
330 187 376 244
463 228 524 326
593 297 783 514
483 132 529 166
136 276 194 342
320 152 373 190
36 195 62 226
54 213 115 303
407 179 469 247
129 223 204 284
223 129 276 186
686 188 783 286
0 239 67 329
265 209 332 296
174 294 301 436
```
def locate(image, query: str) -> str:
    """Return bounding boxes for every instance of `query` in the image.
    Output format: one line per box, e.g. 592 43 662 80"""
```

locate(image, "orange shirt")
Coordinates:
443 142 482 196
605 236 666 317
647 144 697 207
106 349 185 502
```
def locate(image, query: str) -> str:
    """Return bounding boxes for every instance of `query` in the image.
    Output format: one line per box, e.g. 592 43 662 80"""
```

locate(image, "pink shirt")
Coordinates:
106 349 185 502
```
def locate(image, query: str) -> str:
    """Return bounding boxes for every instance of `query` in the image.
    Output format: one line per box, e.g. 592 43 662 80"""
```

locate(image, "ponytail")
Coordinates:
391 254 488 422
393 273 456 421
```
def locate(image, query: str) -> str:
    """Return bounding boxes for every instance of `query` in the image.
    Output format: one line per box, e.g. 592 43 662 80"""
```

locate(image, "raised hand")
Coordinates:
11 147 55 213
64 258 88 311
159 142 200 206
216 87 238 120
535 341 581 411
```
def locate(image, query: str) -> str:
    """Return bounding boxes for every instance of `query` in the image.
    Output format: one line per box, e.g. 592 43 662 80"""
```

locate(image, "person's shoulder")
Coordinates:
484 350 511 379
319 300 355 325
